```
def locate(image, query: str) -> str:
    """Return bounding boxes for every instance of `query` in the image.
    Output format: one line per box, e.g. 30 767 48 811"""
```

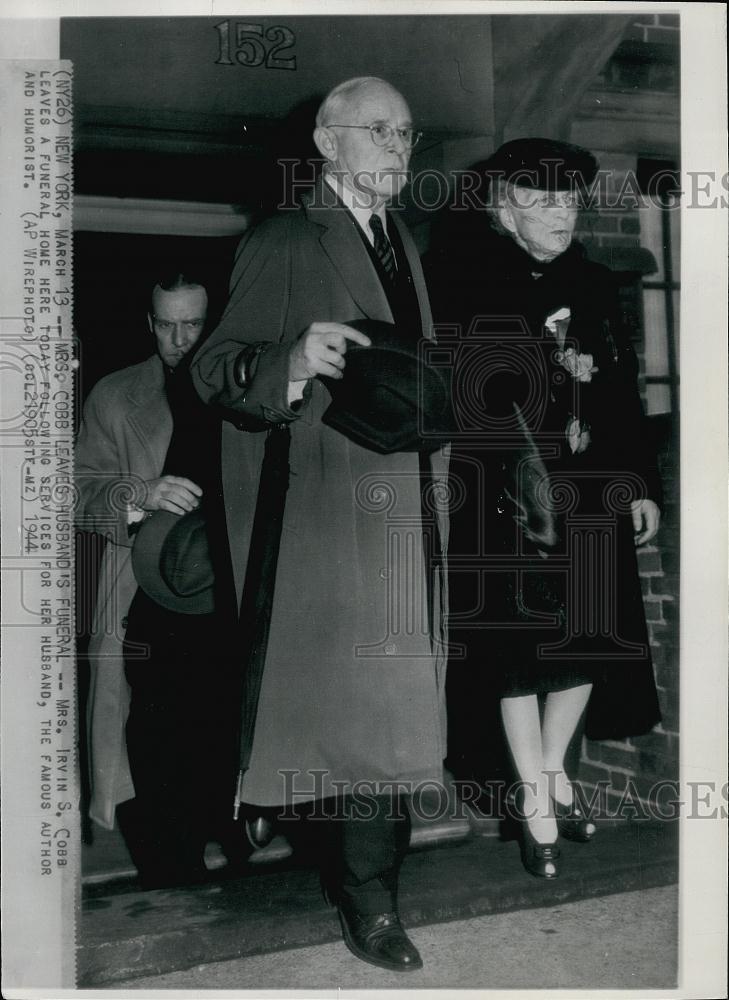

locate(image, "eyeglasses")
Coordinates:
325 123 423 149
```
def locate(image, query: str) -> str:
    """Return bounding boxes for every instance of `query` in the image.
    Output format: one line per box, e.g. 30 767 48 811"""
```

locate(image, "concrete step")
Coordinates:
82 779 473 886
79 817 678 987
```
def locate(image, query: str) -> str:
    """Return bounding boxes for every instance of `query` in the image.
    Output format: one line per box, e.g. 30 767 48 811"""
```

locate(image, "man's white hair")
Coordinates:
315 77 396 128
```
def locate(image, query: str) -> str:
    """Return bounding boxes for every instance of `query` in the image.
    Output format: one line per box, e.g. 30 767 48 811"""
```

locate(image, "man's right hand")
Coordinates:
288 322 372 381
142 476 203 515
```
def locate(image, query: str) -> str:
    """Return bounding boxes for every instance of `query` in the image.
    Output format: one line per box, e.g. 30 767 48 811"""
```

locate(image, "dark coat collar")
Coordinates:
486 229 589 280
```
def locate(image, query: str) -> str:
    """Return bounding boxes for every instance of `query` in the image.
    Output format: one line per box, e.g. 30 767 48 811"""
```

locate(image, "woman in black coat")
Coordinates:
430 139 662 878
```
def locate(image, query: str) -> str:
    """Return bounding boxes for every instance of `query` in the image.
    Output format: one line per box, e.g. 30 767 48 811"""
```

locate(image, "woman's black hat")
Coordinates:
485 137 599 192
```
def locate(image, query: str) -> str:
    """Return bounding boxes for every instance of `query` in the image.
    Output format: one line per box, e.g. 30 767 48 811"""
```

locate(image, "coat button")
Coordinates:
379 567 390 579
385 643 397 655
121 616 129 630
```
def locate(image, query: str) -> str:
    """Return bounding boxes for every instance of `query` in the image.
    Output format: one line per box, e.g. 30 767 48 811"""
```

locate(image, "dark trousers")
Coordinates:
291 793 411 914
122 590 241 885
123 589 411 902
339 798 411 913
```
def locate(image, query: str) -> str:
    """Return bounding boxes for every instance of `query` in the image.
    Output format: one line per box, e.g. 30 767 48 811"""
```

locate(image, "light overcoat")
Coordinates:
192 179 449 807
75 354 172 828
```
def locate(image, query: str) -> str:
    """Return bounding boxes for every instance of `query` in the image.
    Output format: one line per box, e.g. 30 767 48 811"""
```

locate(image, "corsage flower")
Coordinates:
565 415 591 454
554 347 599 383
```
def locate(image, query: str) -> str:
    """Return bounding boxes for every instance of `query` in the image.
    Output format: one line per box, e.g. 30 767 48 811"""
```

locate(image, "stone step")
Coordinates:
82 778 473 887
79 817 678 987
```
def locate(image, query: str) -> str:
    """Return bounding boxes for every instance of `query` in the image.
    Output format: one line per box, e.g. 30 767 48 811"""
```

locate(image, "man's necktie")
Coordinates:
368 213 397 283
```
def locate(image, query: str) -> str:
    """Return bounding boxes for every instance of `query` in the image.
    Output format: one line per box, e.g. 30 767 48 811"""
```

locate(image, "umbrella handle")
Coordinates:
233 769 246 820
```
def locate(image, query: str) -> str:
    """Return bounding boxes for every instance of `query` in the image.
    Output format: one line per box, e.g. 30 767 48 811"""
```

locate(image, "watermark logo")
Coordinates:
274 159 725 212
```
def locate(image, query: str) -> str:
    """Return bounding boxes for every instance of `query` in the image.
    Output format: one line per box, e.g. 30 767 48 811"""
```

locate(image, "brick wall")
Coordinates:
579 423 679 810
624 12 680 45
569 15 680 809
592 13 680 94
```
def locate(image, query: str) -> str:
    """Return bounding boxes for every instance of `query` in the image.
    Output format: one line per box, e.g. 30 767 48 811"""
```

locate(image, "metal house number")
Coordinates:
214 21 297 70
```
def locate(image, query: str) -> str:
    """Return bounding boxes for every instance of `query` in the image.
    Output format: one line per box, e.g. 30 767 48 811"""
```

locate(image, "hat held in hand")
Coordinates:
321 318 453 454
132 507 215 614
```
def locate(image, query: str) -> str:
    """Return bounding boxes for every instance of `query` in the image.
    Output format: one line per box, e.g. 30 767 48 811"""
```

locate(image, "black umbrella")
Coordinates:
233 424 291 819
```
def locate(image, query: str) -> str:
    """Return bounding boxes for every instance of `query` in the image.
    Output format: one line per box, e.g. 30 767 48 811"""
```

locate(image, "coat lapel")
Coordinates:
389 211 433 338
304 181 394 323
125 355 172 473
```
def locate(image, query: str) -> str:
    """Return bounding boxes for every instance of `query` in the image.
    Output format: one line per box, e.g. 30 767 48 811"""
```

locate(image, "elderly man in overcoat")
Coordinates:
191 76 448 971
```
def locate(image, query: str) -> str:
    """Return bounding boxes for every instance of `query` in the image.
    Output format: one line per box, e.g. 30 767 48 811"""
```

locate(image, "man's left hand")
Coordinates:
630 498 661 545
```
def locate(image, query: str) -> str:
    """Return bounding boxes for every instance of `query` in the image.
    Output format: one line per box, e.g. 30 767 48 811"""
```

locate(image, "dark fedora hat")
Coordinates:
131 507 215 614
485 137 599 192
321 318 453 454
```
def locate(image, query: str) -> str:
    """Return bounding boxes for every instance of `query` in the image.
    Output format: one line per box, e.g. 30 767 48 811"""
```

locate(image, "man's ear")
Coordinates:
313 126 337 162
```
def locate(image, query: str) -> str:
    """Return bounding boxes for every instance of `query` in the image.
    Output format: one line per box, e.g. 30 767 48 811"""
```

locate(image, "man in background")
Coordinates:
76 272 239 887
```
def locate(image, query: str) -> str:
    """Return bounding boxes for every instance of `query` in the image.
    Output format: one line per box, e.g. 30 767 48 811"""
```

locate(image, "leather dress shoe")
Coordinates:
501 793 560 879
552 796 597 843
518 824 561 879
337 904 423 972
245 815 275 849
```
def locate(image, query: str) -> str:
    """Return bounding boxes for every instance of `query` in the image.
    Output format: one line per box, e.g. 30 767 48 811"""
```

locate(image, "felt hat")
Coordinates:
321 318 453 454
485 137 599 192
131 506 215 614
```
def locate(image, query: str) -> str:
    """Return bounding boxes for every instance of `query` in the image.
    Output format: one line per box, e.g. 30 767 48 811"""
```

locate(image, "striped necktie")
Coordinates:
368 213 397 283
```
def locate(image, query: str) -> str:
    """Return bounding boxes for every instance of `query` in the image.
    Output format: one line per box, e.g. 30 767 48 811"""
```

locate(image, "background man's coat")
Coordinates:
75 354 171 828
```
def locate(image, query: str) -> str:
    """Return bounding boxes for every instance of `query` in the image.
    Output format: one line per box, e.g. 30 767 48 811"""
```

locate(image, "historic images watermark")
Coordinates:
66 317 656 662
275 160 726 213
273 769 727 824
349 319 654 661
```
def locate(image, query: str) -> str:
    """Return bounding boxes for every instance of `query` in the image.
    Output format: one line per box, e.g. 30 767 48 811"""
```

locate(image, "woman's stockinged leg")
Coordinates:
541 683 597 840
500 693 557 845
541 682 593 805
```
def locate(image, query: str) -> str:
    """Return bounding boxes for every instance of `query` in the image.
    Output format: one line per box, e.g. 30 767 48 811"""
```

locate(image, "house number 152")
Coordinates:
214 21 297 71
